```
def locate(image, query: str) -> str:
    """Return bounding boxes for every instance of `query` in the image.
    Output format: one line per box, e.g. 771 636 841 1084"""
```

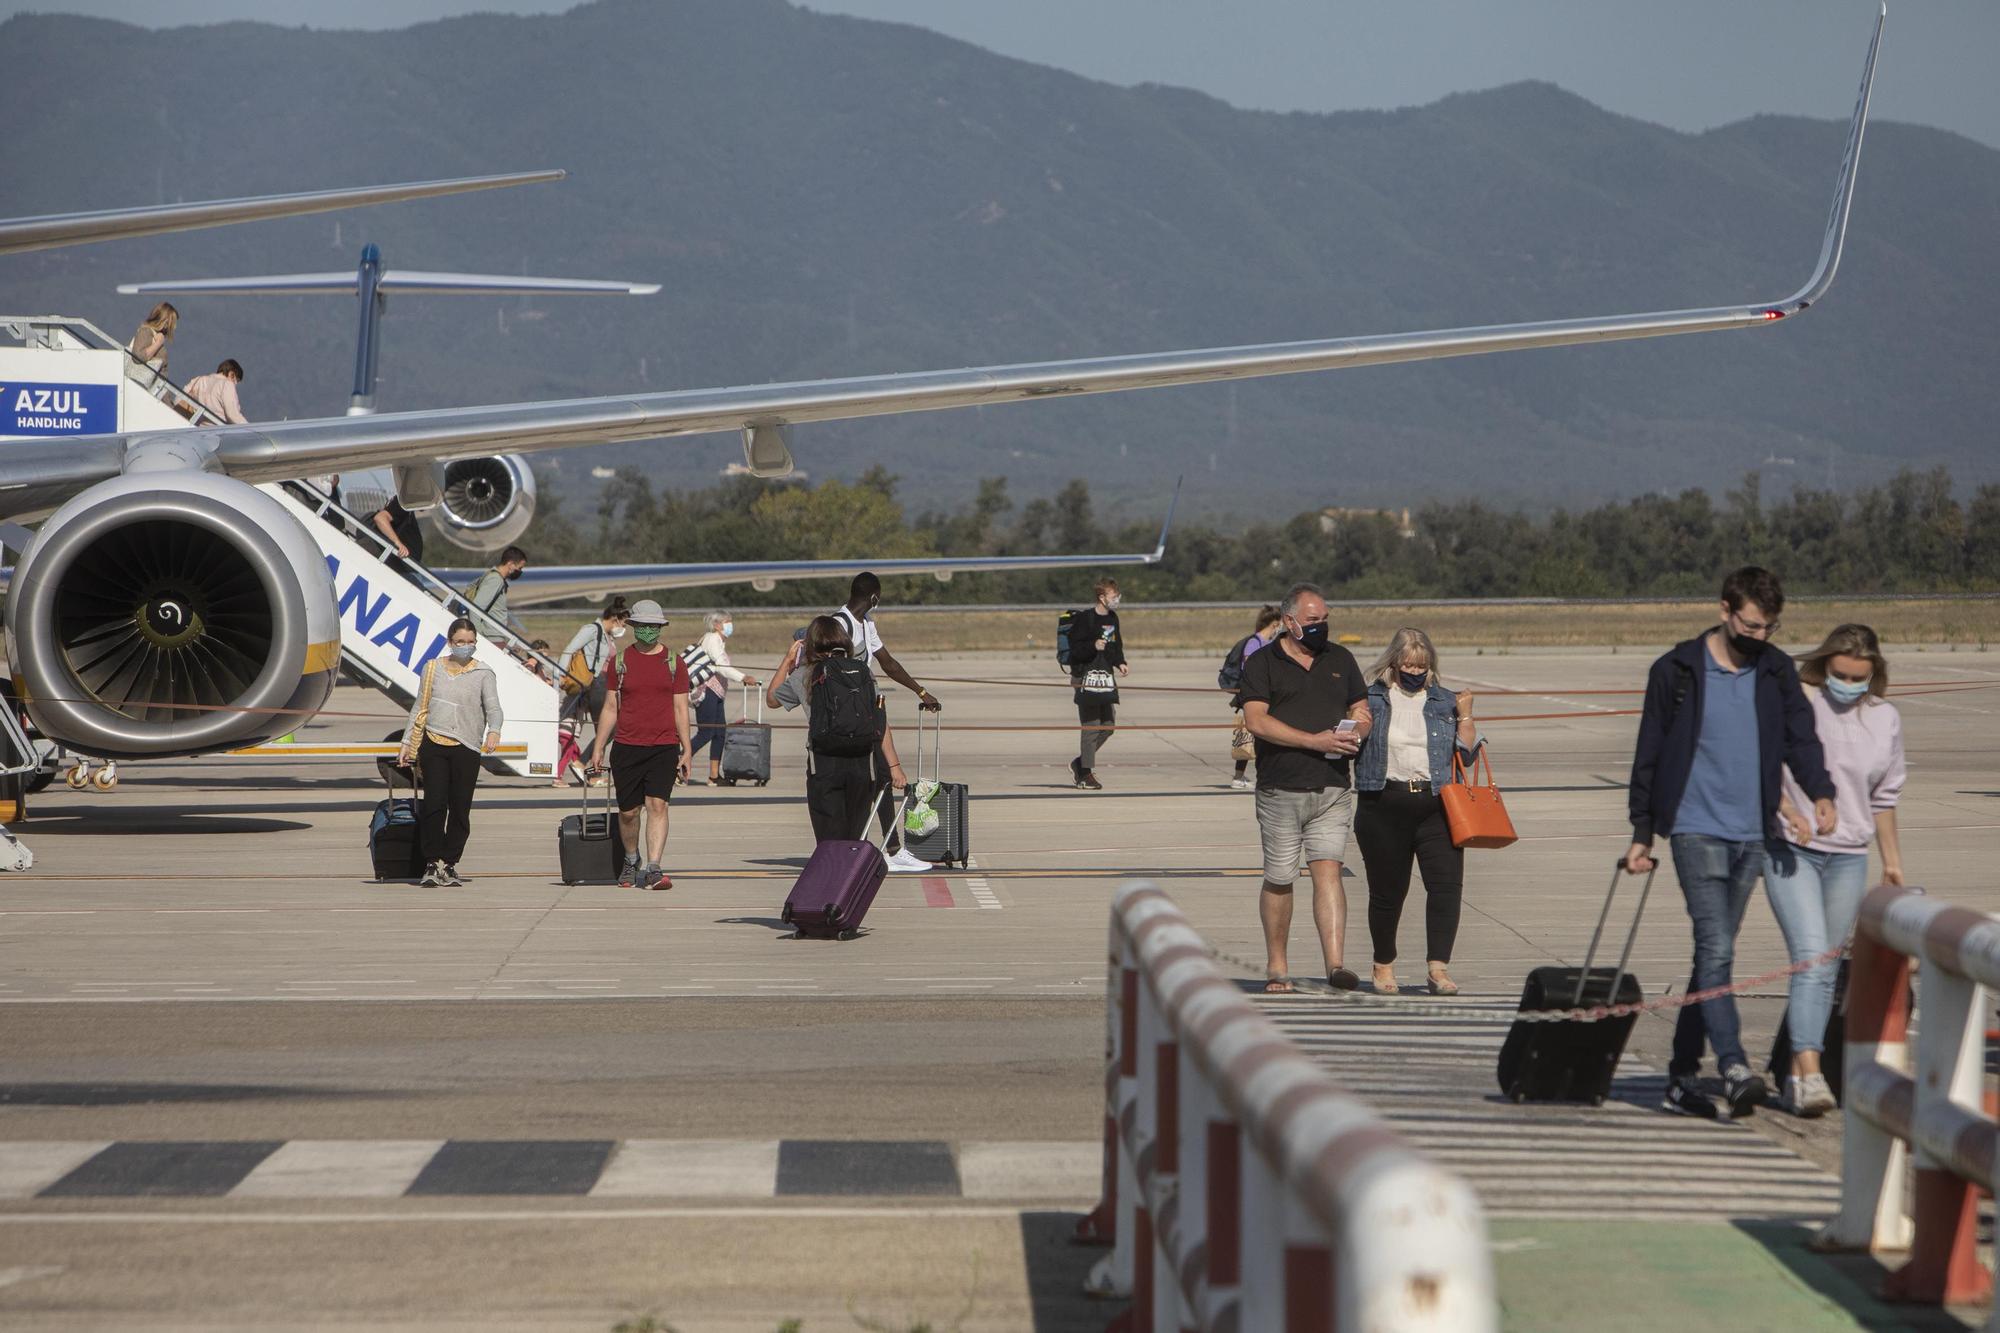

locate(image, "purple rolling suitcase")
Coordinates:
782 789 888 940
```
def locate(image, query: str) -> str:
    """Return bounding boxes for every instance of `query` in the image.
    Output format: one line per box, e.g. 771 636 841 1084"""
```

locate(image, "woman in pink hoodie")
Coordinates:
1769 623 1905 1118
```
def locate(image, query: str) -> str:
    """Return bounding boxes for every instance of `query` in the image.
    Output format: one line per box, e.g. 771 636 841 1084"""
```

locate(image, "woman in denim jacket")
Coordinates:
1354 627 1481 995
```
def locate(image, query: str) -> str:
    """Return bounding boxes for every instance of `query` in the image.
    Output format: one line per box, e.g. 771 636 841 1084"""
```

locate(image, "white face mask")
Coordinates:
610 623 629 638
448 642 476 662
721 623 734 639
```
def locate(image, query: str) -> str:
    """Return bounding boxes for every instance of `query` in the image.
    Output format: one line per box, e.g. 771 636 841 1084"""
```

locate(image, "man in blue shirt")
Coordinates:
1626 567 1836 1119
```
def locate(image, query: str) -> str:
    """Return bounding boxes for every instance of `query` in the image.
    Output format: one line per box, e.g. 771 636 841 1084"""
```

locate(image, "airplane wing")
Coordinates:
0 170 564 256
436 481 1181 608
116 271 661 298
11 9 1881 520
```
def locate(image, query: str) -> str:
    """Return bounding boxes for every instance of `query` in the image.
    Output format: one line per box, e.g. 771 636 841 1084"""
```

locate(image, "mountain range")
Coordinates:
2 0 1994 521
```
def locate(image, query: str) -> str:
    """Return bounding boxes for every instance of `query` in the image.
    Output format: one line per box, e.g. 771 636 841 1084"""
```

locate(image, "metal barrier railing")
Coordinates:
1082 881 1494 1332
1820 883 1995 1307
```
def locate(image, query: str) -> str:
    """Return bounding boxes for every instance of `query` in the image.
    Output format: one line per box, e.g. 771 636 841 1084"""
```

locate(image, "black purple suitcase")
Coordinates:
721 685 773 786
1496 860 1653 1105
783 791 888 939
557 782 626 885
901 712 969 867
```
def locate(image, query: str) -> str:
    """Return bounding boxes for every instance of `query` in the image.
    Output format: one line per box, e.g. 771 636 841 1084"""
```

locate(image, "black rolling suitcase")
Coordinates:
1497 859 1655 1105
1767 957 1857 1103
720 685 772 786
900 712 969 867
558 781 626 884
368 761 424 882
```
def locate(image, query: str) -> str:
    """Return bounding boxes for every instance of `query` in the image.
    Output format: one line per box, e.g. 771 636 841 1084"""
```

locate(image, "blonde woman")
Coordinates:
128 302 178 394
1352 627 1480 995
1770 623 1905 1117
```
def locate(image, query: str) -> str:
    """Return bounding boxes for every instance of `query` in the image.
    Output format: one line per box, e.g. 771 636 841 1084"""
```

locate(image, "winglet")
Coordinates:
1768 5 1883 317
1150 475 1183 561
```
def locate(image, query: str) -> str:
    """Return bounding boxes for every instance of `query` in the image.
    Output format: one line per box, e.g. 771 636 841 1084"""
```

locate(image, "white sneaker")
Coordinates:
1788 1072 1837 1118
884 848 935 873
1230 776 1252 790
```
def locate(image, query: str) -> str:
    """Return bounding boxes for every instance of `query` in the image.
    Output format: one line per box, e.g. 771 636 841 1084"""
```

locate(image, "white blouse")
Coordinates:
1385 685 1430 783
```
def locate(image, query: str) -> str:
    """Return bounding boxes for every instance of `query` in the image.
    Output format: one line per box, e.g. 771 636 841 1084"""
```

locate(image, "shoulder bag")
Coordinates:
1442 747 1518 850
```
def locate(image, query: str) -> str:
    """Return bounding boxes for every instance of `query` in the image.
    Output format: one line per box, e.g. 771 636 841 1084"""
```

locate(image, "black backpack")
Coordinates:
1218 634 1256 691
808 657 882 757
1056 609 1083 668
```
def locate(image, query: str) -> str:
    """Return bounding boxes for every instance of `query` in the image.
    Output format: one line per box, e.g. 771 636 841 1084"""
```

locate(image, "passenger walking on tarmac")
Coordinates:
1240 582 1371 992
1768 623 1906 1118
1353 628 1481 996
1627 566 1836 1120
832 572 941 874
1066 577 1129 790
398 618 503 888
185 360 248 424
588 599 692 890
689 610 760 786
1224 605 1284 790
553 598 628 787
127 301 177 395
464 546 528 635
766 616 887 841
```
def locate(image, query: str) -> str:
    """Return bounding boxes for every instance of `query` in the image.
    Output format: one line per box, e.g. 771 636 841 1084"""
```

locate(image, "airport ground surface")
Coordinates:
2 647 1997 1330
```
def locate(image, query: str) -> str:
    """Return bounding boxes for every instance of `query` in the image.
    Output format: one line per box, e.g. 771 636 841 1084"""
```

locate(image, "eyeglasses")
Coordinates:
1731 610 1781 637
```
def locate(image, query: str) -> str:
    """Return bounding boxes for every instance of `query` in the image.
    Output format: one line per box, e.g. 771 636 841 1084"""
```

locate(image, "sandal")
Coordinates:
1371 967 1400 995
1427 968 1460 997
1263 974 1294 994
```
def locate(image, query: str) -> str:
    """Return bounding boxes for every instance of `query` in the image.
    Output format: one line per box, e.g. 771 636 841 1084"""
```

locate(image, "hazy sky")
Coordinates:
6 1 1995 150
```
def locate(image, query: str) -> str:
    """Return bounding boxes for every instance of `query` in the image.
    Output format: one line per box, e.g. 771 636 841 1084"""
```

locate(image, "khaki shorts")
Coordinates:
1255 786 1355 883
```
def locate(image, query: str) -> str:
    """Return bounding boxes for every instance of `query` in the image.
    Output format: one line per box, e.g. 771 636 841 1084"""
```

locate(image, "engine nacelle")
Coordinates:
7 474 340 760
430 456 536 554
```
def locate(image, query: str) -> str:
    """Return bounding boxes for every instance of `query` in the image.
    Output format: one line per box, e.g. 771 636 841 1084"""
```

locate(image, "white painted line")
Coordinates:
0 1206 1070 1224
958 1142 1099 1200
0 1266 64 1291
886 977 1016 982
231 1141 443 1199
962 856 1002 910
0 1142 110 1198
591 1140 780 1198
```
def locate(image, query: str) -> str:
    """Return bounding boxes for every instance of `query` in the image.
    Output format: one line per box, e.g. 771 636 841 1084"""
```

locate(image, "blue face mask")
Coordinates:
1825 676 1870 704
448 642 476 663
1398 670 1428 693
721 623 734 639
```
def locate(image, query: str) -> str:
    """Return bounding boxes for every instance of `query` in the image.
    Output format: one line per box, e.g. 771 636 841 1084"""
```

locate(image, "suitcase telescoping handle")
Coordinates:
913 707 942 785
1572 858 1658 1009
738 680 763 725
577 766 615 839
854 783 896 848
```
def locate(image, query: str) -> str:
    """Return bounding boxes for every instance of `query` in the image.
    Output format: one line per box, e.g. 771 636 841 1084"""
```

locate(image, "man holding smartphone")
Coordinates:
1240 582 1373 992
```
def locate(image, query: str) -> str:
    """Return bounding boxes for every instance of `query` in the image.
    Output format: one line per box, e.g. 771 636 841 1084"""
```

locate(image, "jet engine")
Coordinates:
6 474 340 760
430 455 536 554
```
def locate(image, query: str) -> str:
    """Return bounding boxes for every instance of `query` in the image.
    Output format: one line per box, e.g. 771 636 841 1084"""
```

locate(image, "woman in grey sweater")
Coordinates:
397 618 504 886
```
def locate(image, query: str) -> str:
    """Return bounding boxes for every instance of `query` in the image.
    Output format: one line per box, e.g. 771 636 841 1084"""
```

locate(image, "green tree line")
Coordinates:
517 465 2000 606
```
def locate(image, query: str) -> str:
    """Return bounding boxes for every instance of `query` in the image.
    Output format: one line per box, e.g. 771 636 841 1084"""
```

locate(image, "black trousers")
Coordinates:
417 736 481 866
807 752 877 843
1355 786 1464 965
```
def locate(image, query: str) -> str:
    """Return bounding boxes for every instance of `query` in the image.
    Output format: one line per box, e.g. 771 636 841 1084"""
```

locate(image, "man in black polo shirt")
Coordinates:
1239 582 1372 992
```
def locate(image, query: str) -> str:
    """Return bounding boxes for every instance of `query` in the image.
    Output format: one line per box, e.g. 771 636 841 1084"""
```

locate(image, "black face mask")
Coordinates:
1728 630 1768 660
1292 621 1330 655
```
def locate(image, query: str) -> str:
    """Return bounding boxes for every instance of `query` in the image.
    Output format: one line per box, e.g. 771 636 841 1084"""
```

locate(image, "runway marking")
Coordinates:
963 855 1002 909
0 1205 1087 1224
920 876 955 908
1255 997 1841 1221
1 1141 1097 1202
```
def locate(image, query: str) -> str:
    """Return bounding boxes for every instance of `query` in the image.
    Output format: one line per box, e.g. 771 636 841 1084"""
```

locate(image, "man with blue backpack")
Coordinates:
1220 604 1284 790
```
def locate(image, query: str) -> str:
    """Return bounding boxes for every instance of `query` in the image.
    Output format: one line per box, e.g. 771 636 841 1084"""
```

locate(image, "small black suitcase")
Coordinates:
900 713 968 867
1497 860 1655 1105
558 783 626 885
720 685 772 786
368 762 424 882
1767 957 1855 1103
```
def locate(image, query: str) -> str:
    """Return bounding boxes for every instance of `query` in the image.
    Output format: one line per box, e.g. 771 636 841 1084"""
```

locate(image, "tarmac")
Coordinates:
1 645 1996 1330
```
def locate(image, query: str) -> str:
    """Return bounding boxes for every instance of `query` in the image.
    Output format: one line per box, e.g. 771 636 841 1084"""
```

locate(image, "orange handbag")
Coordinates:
1442 747 1518 849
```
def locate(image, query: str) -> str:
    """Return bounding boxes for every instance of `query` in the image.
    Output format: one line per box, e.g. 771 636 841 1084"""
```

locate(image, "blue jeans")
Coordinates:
1763 843 1869 1056
1668 834 1767 1078
690 690 727 763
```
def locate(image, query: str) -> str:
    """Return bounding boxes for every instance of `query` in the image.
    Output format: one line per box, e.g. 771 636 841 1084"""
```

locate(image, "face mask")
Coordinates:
1728 631 1768 660
631 625 661 646
1825 676 1870 704
1398 670 1428 693
1291 620 1329 654
448 642 476 662
721 623 734 639
609 623 629 638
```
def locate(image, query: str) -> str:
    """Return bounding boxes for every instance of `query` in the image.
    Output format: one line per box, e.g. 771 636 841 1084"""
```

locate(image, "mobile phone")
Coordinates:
1335 719 1360 734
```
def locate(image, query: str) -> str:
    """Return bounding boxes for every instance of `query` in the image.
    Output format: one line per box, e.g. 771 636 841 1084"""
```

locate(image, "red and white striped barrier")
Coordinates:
1078 881 1494 1332
1821 884 1996 1309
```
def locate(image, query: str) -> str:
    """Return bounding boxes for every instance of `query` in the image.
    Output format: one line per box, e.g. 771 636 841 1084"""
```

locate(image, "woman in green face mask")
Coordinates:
1767 623 1904 1119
